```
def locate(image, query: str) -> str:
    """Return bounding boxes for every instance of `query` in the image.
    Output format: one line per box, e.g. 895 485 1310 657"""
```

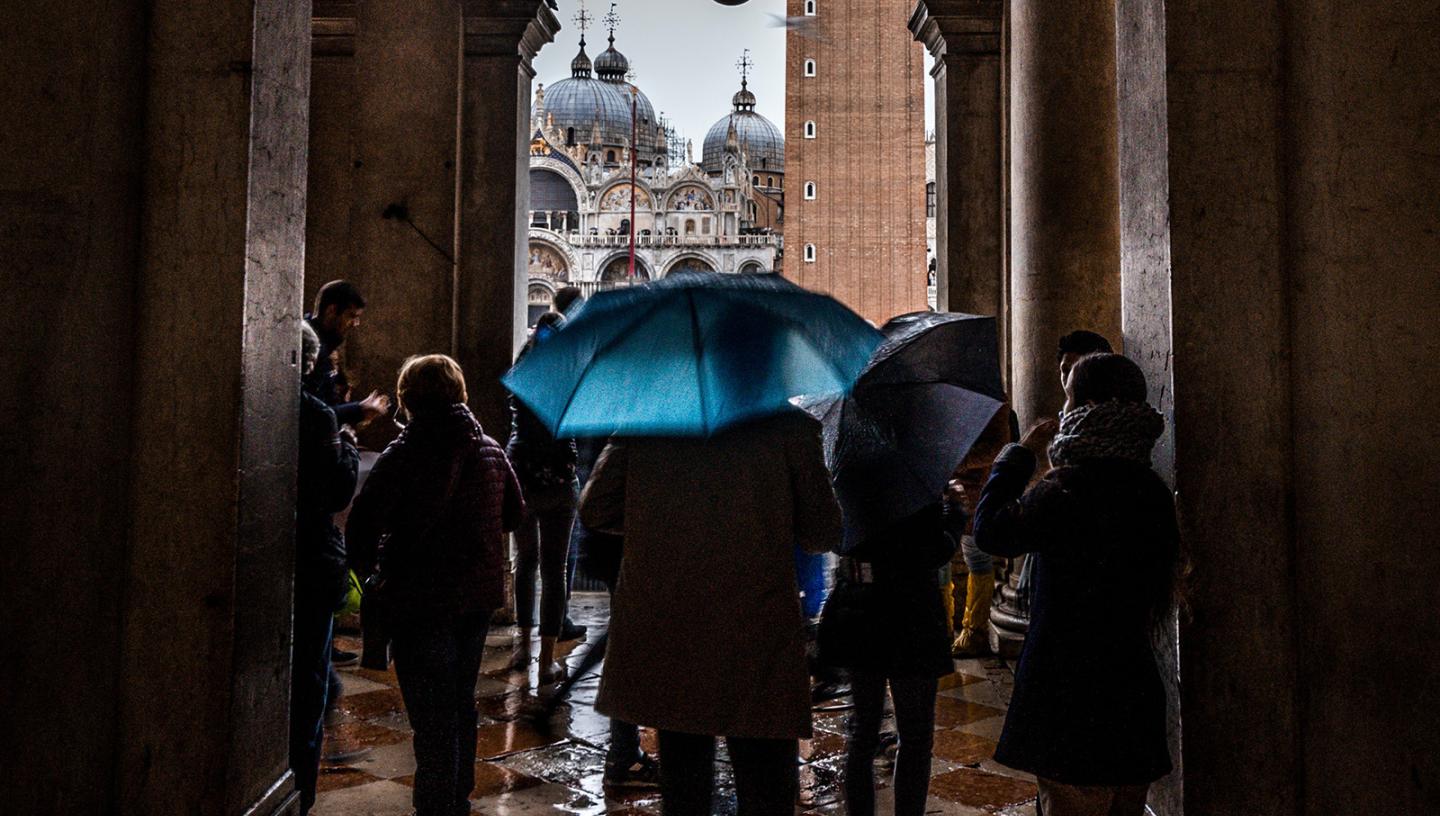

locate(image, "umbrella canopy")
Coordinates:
806 312 1005 547
502 272 882 437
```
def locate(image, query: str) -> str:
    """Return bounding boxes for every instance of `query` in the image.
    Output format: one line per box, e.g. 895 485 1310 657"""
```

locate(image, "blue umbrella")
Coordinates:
502 272 882 437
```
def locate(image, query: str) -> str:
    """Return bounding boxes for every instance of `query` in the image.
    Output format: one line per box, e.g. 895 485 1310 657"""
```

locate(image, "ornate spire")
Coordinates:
603 2 620 48
595 2 631 82
732 50 757 112
570 0 594 78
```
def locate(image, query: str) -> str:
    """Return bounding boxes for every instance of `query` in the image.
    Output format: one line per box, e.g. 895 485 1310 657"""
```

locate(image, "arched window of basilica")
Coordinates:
685 219 697 236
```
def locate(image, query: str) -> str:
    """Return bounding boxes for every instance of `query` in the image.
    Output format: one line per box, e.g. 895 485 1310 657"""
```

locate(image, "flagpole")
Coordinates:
628 87 638 280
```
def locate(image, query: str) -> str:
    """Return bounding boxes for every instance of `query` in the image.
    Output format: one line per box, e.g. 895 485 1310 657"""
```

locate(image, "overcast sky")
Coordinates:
532 0 935 151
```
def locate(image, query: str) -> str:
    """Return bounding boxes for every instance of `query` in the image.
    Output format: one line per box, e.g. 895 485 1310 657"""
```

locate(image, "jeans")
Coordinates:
514 485 577 637
845 672 939 816
289 596 334 814
658 730 797 816
392 611 492 816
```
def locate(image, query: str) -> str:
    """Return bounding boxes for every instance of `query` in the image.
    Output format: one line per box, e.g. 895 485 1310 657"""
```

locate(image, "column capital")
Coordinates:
463 0 561 66
909 0 1002 59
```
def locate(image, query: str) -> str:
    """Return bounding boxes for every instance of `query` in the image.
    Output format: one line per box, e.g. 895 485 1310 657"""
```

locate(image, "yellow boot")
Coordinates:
952 571 995 657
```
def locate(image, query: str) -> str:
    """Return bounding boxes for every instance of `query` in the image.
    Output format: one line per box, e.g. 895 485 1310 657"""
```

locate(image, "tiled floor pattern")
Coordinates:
313 594 1037 816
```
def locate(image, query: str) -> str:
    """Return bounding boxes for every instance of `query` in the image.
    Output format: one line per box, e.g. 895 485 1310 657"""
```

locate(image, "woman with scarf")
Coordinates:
974 353 1181 816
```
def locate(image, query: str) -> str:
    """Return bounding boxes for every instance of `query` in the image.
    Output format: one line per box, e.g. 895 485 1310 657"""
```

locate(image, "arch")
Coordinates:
804 59 817 77
528 279 556 304
738 261 766 275
527 240 571 283
664 254 718 276
805 0 816 15
804 120 816 139
804 243 817 263
599 253 652 282
667 185 714 211
528 159 587 210
804 181 817 200
599 181 654 211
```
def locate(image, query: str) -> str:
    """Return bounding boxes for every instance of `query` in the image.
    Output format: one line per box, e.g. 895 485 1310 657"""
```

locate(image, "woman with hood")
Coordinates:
347 354 525 816
974 352 1181 815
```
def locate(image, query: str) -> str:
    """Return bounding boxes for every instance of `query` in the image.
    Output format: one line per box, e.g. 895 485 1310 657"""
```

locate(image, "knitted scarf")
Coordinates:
1048 400 1165 468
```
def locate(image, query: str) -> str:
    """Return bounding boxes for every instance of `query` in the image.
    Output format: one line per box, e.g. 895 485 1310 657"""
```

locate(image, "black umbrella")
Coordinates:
804 312 1006 549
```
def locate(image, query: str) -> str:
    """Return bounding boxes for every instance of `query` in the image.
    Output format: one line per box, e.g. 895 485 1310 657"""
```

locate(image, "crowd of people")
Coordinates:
290 279 1182 816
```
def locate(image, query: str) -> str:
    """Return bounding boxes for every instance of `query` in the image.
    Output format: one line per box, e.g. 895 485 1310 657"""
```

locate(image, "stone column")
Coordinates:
2 1 310 813
1007 0 1122 429
910 1 1004 348
458 1 560 436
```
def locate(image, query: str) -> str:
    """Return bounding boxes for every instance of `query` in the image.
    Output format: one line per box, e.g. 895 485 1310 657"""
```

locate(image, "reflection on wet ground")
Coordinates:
313 594 1037 815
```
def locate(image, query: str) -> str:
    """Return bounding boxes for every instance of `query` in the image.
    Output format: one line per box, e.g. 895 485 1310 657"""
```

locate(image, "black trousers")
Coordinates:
845 671 939 816
392 610 492 816
658 730 797 816
289 596 335 814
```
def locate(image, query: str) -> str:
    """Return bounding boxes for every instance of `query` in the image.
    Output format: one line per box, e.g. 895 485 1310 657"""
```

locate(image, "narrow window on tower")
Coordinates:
804 120 816 139
804 59 817 77
804 243 817 263
805 0 817 15
804 181 817 200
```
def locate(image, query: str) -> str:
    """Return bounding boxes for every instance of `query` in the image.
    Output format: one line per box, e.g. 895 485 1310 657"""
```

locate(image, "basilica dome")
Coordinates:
702 80 785 175
536 35 661 162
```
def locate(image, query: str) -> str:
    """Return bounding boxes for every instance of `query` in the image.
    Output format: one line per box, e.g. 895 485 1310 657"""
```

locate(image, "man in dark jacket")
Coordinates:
293 322 360 814
975 353 1178 816
304 280 389 428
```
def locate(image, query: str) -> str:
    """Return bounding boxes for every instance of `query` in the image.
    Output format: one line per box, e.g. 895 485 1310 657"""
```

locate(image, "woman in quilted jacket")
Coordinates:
347 354 525 816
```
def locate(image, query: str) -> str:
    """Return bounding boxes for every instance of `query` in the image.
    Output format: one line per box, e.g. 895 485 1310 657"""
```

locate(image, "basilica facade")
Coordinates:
525 27 784 320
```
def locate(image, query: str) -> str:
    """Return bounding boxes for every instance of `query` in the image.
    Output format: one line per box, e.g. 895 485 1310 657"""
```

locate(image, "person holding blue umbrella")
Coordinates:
515 272 873 814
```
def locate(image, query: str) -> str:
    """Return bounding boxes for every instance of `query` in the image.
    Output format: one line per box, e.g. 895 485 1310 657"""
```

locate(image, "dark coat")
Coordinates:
346 404 525 626
975 443 1178 786
819 501 965 678
506 393 577 494
303 315 363 426
579 412 843 739
297 391 360 608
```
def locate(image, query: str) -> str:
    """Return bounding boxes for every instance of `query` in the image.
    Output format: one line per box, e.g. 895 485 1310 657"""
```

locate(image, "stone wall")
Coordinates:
306 0 558 441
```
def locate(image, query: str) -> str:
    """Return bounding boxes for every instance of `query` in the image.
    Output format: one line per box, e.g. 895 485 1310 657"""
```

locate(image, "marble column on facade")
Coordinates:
458 1 560 437
909 1 1005 357
1007 0 1122 430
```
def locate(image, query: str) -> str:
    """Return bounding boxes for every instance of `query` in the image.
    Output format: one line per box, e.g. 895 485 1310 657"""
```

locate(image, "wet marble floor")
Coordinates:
313 594 1037 816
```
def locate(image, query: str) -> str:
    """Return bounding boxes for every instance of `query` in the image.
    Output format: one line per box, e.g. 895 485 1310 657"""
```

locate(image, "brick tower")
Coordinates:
784 0 929 325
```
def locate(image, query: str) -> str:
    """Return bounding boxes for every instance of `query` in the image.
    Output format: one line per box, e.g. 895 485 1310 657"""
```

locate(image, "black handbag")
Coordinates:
358 571 391 670
816 575 886 670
